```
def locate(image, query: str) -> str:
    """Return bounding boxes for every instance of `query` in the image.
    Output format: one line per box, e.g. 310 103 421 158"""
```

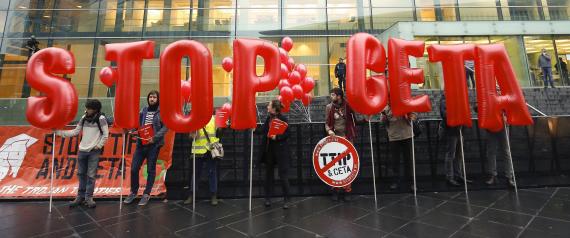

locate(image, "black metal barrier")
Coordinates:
165 116 570 199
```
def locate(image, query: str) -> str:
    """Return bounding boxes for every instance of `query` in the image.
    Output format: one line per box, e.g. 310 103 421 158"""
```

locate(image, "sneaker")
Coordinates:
507 178 516 188
211 195 218 206
138 194 150 206
69 197 84 208
84 197 96 208
446 179 461 187
123 194 137 204
183 196 193 205
485 176 498 185
283 198 290 209
264 198 271 207
389 183 399 190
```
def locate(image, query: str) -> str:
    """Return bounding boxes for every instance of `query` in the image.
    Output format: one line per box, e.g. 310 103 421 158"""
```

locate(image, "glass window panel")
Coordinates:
458 0 497 6
10 0 56 9
546 0 570 20
493 36 532 87
1 38 49 64
55 0 101 9
52 39 94 67
371 0 413 7
372 8 414 30
458 1 499 20
52 9 99 33
284 0 325 8
0 11 6 35
0 1 8 9
237 0 277 8
327 7 359 30
0 67 26 98
283 7 326 31
502 0 541 20
5 10 53 33
191 8 235 32
236 8 279 35
554 36 570 86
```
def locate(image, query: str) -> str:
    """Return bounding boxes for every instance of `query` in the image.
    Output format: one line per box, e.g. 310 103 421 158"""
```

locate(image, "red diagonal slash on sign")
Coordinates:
317 148 351 175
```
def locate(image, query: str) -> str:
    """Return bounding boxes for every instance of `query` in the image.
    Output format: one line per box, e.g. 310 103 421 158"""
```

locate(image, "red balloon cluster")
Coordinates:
180 79 191 102
275 37 315 112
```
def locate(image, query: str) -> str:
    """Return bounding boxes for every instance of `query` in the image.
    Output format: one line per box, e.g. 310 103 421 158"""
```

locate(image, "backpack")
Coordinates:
81 113 113 134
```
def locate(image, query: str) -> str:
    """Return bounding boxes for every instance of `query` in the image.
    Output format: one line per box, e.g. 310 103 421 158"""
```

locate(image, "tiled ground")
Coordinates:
2 187 570 237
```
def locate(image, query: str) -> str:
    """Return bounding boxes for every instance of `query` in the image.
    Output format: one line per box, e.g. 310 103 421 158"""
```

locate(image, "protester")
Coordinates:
334 58 346 92
258 100 292 209
325 87 357 201
55 99 109 208
382 105 416 191
124 90 169 206
539 48 555 88
184 114 221 206
439 94 472 187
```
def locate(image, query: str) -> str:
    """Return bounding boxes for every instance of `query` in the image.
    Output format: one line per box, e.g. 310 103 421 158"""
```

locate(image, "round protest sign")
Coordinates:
312 136 360 187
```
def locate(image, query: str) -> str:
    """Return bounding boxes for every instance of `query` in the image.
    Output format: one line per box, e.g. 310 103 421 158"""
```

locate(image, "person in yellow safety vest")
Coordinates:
184 115 221 206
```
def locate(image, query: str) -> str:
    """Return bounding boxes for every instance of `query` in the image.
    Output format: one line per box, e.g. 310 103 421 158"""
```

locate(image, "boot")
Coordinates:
183 195 193 205
485 175 498 185
84 197 96 208
69 197 84 208
264 198 271 207
211 195 218 206
446 178 461 187
507 177 516 188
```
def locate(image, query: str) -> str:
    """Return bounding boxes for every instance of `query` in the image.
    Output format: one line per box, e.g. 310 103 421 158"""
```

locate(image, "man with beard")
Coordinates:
325 87 357 201
55 99 109 208
124 90 169 206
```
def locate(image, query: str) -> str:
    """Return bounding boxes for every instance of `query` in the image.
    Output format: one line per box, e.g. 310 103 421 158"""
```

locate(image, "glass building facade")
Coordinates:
0 0 569 100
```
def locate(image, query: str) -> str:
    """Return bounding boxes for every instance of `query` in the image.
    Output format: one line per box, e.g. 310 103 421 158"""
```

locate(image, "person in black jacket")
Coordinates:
334 58 346 92
439 94 471 187
258 100 292 209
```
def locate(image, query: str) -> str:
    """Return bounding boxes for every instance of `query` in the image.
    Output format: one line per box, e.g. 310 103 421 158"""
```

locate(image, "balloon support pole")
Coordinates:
249 130 254 212
410 121 417 197
119 132 126 210
193 150 196 211
368 121 379 210
49 133 55 213
504 122 518 193
459 129 469 195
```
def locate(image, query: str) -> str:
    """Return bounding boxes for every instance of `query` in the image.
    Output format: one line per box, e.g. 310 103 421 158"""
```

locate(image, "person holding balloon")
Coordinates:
325 87 357 201
381 105 416 191
55 99 109 208
258 100 292 209
124 90 169 206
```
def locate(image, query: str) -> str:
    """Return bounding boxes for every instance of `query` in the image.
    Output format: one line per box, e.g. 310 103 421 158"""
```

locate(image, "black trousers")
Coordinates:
390 138 412 183
263 149 290 200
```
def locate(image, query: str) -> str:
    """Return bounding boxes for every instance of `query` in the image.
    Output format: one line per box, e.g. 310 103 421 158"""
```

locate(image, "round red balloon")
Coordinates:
281 37 293 52
278 79 291 90
99 67 116 87
287 57 295 71
280 86 294 102
280 63 289 79
288 71 302 85
222 57 233 72
180 80 191 102
302 93 312 106
279 48 289 64
302 77 315 93
292 84 304 99
295 64 307 79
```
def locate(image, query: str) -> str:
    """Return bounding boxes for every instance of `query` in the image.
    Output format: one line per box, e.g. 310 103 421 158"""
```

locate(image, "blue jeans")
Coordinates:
189 153 218 195
131 143 162 195
486 129 513 178
542 67 555 87
77 149 101 198
444 127 463 180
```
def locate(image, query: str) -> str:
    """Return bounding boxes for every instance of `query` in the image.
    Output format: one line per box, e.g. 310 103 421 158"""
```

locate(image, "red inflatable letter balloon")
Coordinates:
474 44 533 132
387 38 432 116
427 44 475 127
26 48 78 129
160 40 213 132
102 41 155 129
346 33 389 115
231 39 280 129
